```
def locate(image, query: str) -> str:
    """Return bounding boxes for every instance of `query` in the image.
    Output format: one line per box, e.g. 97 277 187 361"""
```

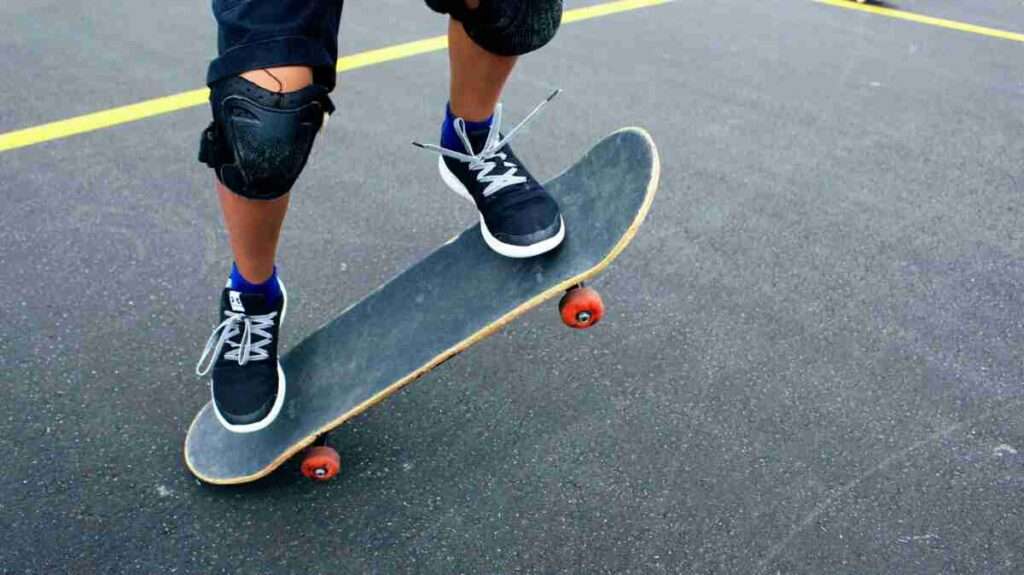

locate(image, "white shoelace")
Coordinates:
414 89 561 198
195 310 278 376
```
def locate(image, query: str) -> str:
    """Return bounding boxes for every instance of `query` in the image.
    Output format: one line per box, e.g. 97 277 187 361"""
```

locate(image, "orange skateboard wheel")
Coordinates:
300 446 341 481
558 286 604 329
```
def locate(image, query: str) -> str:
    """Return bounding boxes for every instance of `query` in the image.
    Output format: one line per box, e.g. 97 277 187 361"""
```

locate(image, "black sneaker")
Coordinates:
415 92 565 258
195 281 286 433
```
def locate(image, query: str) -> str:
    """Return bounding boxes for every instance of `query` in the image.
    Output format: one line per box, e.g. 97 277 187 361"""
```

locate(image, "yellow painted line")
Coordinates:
816 0 1024 44
0 89 214 154
0 0 671 154
563 0 671 23
337 35 448 73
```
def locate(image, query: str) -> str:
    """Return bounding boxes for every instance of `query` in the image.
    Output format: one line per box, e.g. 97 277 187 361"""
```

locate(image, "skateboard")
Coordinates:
185 127 660 485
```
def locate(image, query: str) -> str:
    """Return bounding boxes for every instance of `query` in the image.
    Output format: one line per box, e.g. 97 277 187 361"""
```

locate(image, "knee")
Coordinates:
241 66 315 93
198 73 334 200
428 0 563 56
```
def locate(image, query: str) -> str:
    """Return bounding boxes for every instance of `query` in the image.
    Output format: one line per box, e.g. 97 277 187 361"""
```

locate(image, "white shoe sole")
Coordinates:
438 156 565 258
211 280 288 434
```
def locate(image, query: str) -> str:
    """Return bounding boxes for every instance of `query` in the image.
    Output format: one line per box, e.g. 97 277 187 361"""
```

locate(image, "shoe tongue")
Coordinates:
224 289 269 315
463 128 491 155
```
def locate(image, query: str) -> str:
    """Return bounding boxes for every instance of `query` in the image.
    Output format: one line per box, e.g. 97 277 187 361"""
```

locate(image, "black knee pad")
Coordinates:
199 76 335 200
426 0 563 56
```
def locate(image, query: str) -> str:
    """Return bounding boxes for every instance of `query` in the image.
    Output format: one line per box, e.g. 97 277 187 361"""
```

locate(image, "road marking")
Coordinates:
816 0 1024 44
0 0 671 153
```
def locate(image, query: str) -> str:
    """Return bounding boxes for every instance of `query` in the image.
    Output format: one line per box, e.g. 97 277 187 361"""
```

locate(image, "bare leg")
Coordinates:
448 16 517 121
217 66 313 283
217 184 289 283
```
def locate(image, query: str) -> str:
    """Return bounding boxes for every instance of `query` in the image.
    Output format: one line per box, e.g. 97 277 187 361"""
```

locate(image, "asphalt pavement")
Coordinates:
2 0 1023 573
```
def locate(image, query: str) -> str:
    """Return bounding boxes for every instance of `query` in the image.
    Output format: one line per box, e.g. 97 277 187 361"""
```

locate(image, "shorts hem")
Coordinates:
207 36 337 89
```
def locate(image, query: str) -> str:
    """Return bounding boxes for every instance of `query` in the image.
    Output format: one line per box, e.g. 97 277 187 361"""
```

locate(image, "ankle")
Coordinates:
442 103 493 151
232 263 274 286
229 263 282 303
448 101 495 124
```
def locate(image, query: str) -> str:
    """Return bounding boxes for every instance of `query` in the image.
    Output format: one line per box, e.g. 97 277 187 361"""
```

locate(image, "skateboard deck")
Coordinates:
185 127 660 484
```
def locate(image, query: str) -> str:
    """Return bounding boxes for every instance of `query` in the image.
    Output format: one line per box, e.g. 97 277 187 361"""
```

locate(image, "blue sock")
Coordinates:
228 263 282 303
441 103 493 153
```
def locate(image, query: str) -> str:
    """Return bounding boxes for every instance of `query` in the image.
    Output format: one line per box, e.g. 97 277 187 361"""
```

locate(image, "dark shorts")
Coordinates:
208 0 346 90
207 1 555 90
207 0 464 89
